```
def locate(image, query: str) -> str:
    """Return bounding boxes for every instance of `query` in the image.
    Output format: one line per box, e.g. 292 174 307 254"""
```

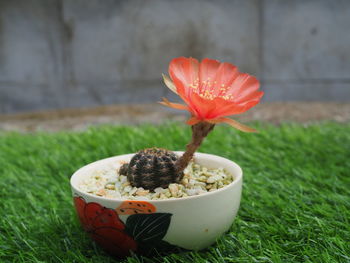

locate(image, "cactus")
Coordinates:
119 148 183 190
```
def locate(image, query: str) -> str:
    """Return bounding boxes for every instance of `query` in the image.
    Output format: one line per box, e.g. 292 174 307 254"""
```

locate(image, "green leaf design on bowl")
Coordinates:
125 213 172 242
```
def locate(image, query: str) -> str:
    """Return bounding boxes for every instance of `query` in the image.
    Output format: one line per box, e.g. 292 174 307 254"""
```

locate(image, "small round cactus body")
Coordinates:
119 148 183 190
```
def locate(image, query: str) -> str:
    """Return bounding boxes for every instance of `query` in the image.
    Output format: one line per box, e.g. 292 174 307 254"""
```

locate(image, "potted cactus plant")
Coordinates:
71 57 263 258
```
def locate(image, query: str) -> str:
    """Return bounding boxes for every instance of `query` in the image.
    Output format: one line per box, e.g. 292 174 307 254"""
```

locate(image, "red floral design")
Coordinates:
73 196 137 257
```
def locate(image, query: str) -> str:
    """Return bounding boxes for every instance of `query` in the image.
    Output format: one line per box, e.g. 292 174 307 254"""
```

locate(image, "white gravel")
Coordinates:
78 161 234 200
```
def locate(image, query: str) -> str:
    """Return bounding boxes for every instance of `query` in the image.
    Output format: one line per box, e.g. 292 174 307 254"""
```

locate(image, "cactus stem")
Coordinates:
176 121 215 174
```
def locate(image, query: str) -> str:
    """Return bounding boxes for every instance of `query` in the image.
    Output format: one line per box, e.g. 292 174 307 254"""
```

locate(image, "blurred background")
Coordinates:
0 0 349 130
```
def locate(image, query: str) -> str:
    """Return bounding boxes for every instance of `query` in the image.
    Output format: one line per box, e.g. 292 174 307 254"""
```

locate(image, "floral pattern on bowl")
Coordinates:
73 196 185 258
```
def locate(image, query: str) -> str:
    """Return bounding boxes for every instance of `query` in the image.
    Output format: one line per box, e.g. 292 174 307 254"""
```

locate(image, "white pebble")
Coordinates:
189 179 196 185
206 176 216 184
169 184 179 197
123 186 132 193
154 187 165 194
129 187 138 195
186 189 198 196
79 161 234 200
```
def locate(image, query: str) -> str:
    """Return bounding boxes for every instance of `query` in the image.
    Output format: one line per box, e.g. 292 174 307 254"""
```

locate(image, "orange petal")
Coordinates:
208 117 257 133
208 94 263 119
208 98 243 118
236 90 264 104
115 201 156 215
186 116 201 125
162 73 178 94
159 97 189 111
227 73 261 103
169 57 199 100
199 58 221 86
212 62 239 95
190 92 217 119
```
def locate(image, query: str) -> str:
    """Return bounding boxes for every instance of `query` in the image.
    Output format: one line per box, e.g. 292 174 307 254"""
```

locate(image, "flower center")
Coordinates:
189 77 233 101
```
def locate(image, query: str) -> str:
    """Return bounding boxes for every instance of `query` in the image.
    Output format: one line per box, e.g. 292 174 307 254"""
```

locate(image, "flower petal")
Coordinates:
227 73 261 103
158 97 190 111
190 92 217 119
84 202 105 229
169 57 199 101
92 227 137 257
212 62 239 96
208 93 263 119
208 117 257 133
237 90 264 104
186 116 201 125
162 74 178 94
92 207 125 230
116 200 156 215
199 58 221 89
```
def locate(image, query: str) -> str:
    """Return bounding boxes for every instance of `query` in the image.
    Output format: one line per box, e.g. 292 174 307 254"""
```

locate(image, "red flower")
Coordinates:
161 57 264 132
73 197 137 257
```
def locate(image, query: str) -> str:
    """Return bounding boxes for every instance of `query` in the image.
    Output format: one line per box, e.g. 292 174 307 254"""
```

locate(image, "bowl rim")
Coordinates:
70 152 243 204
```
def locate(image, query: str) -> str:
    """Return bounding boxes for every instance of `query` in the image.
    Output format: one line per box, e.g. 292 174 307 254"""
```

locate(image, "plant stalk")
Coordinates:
176 122 215 175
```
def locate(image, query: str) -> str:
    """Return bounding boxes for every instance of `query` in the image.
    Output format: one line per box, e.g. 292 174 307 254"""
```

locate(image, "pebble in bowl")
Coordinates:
70 152 242 258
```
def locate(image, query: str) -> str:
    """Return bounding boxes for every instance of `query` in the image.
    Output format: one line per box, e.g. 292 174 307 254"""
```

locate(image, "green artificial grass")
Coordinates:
0 122 349 263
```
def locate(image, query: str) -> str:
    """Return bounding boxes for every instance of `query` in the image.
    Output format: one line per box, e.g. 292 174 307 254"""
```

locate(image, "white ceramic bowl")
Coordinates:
70 152 242 257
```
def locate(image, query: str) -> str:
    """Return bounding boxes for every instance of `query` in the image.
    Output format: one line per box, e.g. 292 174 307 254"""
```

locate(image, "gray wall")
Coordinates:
0 0 349 113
